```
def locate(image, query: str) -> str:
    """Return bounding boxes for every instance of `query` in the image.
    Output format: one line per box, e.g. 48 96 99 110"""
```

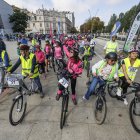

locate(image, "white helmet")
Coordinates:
128 46 139 53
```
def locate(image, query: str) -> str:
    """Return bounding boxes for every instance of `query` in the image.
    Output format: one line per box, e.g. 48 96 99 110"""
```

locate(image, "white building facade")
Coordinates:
26 9 75 34
0 0 13 34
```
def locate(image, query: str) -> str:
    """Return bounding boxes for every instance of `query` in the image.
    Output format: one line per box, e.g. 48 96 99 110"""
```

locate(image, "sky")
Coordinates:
4 0 140 28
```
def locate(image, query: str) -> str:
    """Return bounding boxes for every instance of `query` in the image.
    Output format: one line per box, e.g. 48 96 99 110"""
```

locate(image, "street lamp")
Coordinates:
88 9 92 33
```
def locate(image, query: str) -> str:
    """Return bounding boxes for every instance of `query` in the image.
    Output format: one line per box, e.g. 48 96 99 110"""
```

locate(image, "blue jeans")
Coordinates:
33 76 43 94
85 77 105 100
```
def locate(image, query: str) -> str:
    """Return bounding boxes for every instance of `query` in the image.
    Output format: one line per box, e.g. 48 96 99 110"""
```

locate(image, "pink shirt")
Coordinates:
44 45 51 54
54 46 62 59
35 50 45 63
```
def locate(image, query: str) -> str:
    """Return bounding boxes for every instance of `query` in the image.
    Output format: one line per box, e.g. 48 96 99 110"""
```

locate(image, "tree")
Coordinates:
70 27 78 33
106 14 117 33
9 10 29 33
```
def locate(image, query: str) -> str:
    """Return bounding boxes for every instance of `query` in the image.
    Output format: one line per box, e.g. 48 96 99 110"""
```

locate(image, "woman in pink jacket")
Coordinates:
35 45 46 78
56 47 83 105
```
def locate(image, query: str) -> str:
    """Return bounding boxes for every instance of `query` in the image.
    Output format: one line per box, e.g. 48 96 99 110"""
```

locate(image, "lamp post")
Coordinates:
88 9 92 33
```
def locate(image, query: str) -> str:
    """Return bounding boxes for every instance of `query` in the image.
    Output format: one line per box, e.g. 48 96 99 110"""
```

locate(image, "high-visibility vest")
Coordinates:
105 41 118 54
20 53 39 78
1 50 12 71
84 46 91 56
97 60 117 81
118 57 140 81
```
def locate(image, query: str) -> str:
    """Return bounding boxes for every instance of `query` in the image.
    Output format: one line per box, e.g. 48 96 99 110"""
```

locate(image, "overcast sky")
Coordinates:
4 0 140 28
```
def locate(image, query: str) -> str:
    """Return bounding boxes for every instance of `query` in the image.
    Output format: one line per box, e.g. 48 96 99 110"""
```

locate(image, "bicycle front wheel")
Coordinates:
60 95 69 129
9 95 27 126
129 98 140 133
94 96 107 125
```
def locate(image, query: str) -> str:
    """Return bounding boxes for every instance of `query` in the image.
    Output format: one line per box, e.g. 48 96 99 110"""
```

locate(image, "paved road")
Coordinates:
0 39 140 140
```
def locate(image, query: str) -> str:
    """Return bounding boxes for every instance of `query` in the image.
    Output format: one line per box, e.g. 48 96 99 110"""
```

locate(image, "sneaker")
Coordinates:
56 94 61 101
40 94 45 98
116 87 122 97
123 98 128 105
82 96 88 101
72 98 77 105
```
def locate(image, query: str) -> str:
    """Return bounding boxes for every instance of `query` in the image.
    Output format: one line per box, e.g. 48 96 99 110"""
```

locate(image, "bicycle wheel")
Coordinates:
107 84 117 98
9 95 27 126
52 58 56 72
94 96 107 125
60 95 69 129
129 98 140 133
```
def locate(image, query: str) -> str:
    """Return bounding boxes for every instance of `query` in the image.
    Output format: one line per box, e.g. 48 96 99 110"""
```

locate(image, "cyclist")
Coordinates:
104 34 119 55
44 39 52 72
83 52 118 100
90 36 96 52
8 44 45 98
56 47 83 105
82 42 94 77
118 46 140 105
35 45 46 78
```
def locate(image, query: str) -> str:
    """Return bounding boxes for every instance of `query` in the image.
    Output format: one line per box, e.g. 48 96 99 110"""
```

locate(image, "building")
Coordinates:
0 0 13 34
27 8 75 34
66 12 75 27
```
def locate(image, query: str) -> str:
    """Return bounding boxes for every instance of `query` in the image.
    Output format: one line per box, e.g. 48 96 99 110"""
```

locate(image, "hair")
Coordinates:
71 51 80 63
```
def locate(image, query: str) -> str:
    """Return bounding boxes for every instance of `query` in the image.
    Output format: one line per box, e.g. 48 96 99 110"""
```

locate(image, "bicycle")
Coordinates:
8 74 39 126
129 82 140 133
94 77 107 125
58 71 72 129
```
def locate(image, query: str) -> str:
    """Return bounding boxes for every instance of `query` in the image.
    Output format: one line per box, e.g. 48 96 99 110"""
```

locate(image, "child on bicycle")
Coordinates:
118 46 140 105
83 52 118 100
56 47 83 105
8 44 45 98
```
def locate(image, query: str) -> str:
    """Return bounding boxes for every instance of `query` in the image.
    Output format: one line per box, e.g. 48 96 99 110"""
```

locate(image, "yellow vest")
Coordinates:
118 57 140 81
20 53 39 78
106 41 118 54
1 50 12 71
32 39 37 46
84 46 91 56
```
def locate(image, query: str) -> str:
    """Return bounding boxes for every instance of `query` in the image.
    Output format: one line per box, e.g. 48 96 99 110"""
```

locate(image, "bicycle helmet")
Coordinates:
128 46 139 53
20 44 29 50
105 52 117 61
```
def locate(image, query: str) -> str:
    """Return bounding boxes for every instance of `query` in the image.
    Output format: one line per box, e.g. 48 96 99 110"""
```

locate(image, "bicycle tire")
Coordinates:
9 95 27 126
60 95 69 129
94 96 107 125
107 84 117 98
129 98 140 133
52 59 56 72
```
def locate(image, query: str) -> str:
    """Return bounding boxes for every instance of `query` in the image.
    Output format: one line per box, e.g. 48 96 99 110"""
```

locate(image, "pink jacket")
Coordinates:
66 40 75 47
63 45 70 58
35 50 45 63
67 57 83 78
54 46 63 59
44 45 51 54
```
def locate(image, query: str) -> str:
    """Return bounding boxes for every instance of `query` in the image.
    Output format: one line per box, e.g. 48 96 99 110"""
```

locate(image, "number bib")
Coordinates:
59 77 69 88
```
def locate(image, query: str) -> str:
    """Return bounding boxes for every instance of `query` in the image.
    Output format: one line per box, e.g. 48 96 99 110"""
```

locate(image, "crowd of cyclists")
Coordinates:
0 33 140 107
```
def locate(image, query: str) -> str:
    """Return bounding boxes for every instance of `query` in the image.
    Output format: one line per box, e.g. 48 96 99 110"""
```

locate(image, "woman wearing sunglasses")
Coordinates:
83 52 118 100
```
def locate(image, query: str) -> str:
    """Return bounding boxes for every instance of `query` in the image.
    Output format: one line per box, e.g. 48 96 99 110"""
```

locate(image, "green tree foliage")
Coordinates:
9 10 29 33
80 17 104 33
70 27 79 33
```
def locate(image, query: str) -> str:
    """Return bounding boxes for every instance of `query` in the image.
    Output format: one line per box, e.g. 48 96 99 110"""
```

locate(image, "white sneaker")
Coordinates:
116 87 122 97
123 98 128 105
82 96 87 101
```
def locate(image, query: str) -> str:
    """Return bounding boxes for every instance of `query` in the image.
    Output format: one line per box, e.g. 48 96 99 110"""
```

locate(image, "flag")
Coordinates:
110 21 121 37
124 11 140 52
50 21 52 38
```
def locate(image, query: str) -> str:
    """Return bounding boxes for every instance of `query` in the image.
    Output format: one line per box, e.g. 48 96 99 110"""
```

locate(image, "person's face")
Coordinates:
129 52 138 59
20 50 28 57
69 50 74 57
107 59 117 65
112 36 116 42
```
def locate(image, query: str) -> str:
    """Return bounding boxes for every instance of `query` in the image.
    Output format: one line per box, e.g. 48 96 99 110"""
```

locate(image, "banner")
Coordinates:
110 21 121 37
49 21 52 38
123 11 140 52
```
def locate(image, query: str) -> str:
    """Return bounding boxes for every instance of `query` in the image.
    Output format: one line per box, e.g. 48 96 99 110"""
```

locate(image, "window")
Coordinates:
40 23 42 27
46 22 49 27
33 23 35 27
